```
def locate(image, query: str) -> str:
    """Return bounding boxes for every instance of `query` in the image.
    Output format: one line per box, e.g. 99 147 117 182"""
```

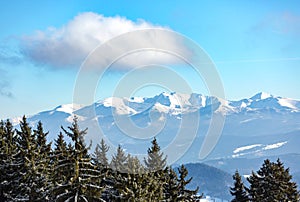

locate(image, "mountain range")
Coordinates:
11 92 300 178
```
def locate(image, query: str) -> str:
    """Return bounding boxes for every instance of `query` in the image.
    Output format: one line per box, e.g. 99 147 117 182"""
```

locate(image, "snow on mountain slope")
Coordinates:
229 92 300 113
232 141 289 158
250 92 272 100
87 92 300 117
54 104 84 114
278 98 299 111
11 104 84 126
215 97 237 114
11 92 300 133
233 144 262 154
10 92 300 163
101 97 137 115
263 141 288 150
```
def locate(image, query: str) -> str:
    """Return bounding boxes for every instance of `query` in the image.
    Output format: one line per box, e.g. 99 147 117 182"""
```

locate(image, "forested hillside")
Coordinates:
1 116 299 201
0 116 201 201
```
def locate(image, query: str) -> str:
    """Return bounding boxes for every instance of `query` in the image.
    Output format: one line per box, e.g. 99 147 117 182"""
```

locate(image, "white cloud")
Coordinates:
20 12 188 69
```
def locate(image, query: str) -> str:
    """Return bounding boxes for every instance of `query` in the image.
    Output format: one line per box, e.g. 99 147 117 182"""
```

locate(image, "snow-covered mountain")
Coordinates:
13 92 300 164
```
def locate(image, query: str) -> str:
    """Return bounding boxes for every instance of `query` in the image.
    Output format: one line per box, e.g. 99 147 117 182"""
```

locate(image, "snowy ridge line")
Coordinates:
9 91 300 122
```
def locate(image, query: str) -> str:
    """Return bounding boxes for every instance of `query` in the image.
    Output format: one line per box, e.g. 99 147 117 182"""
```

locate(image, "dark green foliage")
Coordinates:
111 138 201 201
230 159 300 202
33 121 52 199
51 132 72 186
2 116 300 202
93 139 109 168
144 137 167 172
15 116 51 201
126 154 144 174
110 149 151 201
164 167 180 201
144 138 168 200
110 144 128 173
0 119 20 201
177 164 201 201
247 159 300 202
230 170 249 202
52 117 104 202
0 117 202 201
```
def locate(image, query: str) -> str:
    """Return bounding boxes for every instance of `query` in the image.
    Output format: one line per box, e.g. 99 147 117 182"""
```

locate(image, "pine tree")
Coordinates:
109 145 129 200
111 154 147 201
110 144 128 173
14 116 51 201
144 137 167 172
33 121 52 200
93 139 109 168
92 140 113 201
51 132 73 189
53 117 104 202
112 171 155 201
34 121 52 158
144 138 168 200
0 117 209 202
230 170 249 202
164 167 180 201
248 159 300 201
0 119 21 201
126 154 144 174
177 164 201 201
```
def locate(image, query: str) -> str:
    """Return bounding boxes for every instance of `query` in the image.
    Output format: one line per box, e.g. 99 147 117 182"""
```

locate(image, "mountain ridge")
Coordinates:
9 92 300 164
12 91 300 123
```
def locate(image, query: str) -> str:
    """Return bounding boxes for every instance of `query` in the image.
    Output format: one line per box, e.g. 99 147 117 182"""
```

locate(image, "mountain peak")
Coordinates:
54 104 83 114
250 92 273 100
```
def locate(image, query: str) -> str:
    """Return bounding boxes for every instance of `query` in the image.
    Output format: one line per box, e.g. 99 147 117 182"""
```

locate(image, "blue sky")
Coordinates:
0 0 300 119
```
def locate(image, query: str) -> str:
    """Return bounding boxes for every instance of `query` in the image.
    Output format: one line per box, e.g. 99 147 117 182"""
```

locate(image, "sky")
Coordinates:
0 0 300 119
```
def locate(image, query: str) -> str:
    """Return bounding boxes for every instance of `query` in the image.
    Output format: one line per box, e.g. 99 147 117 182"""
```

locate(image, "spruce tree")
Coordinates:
144 138 168 200
92 139 113 201
248 159 300 201
177 164 200 201
112 154 147 201
15 116 51 201
34 121 52 158
0 120 21 201
144 137 167 172
112 171 154 201
109 145 129 200
126 154 144 174
110 144 128 173
53 117 104 202
51 132 73 189
0 117 208 202
93 139 109 168
33 121 52 199
230 170 249 202
164 167 180 201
